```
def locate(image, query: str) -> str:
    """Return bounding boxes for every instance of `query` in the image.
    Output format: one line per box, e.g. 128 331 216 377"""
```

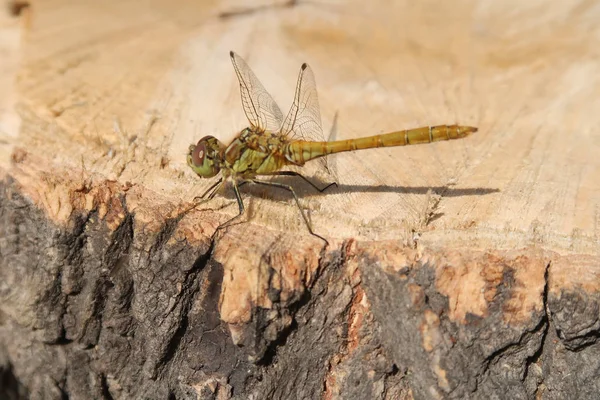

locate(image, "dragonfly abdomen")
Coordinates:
286 124 477 164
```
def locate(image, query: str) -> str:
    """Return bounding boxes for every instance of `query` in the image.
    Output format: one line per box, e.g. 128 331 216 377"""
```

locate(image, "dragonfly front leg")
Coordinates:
179 177 226 216
187 178 247 215
270 171 337 193
217 180 249 230
250 179 329 244
193 177 224 202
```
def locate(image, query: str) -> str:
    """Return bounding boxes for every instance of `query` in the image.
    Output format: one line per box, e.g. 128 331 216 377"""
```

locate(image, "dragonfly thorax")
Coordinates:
187 135 225 178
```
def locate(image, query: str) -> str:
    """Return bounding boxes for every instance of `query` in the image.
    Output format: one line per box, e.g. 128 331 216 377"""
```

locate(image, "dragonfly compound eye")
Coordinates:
187 136 221 178
191 142 207 166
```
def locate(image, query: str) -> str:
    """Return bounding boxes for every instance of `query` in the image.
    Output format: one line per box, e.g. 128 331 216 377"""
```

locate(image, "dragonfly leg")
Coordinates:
179 178 226 217
217 179 249 230
191 178 249 211
250 179 329 244
194 177 224 201
270 171 337 192
232 180 245 214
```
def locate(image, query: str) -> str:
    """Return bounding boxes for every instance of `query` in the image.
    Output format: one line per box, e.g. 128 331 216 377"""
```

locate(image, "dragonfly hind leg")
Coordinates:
250 179 329 244
270 171 337 193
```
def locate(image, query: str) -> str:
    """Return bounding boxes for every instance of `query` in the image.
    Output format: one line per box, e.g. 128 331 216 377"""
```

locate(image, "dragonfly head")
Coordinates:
187 136 224 178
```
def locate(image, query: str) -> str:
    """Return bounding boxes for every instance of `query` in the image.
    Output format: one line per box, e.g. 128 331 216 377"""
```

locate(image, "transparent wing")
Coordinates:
230 51 284 132
280 63 326 143
323 110 339 180
280 63 336 181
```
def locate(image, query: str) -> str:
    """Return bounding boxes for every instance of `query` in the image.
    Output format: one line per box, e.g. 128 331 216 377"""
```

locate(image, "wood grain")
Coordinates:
2 0 598 254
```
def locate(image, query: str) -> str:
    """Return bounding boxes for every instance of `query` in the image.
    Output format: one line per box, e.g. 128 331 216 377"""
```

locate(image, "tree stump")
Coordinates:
1 1 599 399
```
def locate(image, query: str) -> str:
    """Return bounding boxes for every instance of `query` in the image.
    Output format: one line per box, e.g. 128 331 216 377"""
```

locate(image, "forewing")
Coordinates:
230 51 284 132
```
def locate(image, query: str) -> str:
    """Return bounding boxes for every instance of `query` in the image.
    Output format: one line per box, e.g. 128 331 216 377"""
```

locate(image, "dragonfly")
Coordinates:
187 51 477 243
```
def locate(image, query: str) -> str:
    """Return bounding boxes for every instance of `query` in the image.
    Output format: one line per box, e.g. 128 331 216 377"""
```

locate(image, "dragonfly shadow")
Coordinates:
330 183 500 197
218 0 297 19
216 176 500 202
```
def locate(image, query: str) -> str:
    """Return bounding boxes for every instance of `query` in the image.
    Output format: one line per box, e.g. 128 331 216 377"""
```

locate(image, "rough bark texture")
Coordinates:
1 1 600 399
2 174 600 399
0 174 407 399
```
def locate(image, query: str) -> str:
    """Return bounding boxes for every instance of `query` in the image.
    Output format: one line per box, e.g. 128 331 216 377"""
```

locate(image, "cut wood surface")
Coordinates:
2 0 598 252
1 0 599 399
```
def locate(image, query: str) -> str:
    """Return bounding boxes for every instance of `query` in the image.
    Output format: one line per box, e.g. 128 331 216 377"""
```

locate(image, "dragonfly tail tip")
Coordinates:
460 126 478 137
